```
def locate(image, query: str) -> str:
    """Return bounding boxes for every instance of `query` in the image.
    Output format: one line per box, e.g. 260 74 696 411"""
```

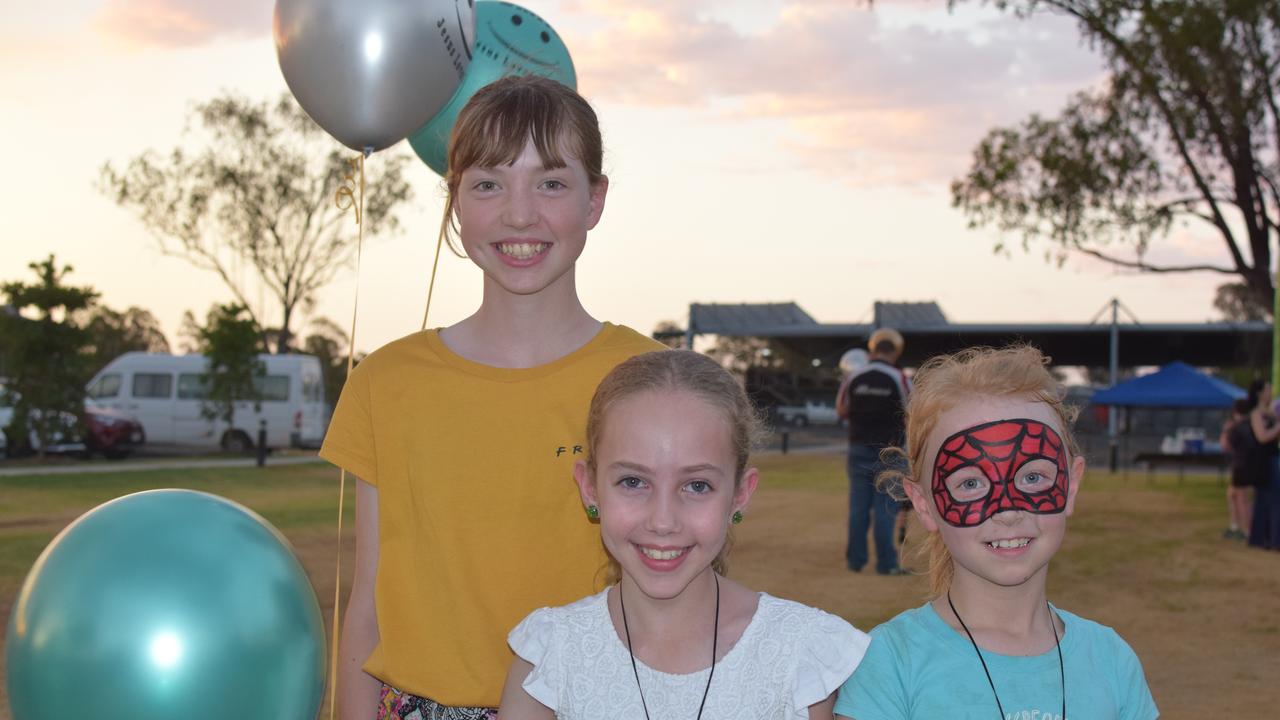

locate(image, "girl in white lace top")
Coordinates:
497 350 870 720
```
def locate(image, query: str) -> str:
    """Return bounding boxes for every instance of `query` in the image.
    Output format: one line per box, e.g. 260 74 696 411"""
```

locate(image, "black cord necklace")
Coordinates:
619 573 720 720
946 591 1065 720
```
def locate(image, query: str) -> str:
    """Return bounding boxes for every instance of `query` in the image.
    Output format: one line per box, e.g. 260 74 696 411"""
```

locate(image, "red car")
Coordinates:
83 407 147 459
0 405 145 460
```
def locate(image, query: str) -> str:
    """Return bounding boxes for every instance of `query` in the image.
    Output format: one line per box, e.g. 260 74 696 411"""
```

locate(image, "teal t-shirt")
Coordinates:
834 602 1158 720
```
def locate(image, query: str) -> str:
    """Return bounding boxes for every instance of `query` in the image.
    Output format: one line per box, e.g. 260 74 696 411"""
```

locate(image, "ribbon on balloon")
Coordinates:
328 154 366 718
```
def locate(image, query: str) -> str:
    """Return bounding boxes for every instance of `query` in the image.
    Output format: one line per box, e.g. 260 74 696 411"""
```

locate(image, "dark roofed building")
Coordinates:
688 302 818 336
681 300 1270 370
672 300 1265 467
873 301 947 329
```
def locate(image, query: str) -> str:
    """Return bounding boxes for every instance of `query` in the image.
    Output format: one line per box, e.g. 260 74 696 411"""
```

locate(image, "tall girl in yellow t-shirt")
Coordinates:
320 75 663 719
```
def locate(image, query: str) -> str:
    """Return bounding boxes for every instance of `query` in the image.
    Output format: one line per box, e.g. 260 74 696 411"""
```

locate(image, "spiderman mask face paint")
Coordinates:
931 418 1070 528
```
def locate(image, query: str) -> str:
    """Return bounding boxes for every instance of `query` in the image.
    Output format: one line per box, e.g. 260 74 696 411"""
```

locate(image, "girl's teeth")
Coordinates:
498 242 546 259
988 538 1031 549
640 547 685 561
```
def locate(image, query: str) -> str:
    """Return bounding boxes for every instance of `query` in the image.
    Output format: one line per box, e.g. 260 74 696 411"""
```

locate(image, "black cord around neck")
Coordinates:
620 574 720 720
946 591 1065 720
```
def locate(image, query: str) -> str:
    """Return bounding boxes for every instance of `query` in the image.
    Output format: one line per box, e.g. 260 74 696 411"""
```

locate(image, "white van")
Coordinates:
85 352 329 452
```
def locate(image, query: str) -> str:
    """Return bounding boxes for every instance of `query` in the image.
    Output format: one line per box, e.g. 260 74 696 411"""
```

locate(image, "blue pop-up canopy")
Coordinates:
1091 361 1245 408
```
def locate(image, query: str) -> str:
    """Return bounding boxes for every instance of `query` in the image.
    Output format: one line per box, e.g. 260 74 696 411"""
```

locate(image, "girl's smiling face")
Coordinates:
906 395 1084 590
455 137 607 300
575 389 757 601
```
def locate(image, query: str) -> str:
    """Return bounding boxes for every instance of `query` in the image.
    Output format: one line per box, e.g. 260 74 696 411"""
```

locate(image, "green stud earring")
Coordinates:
586 505 599 520
732 510 744 525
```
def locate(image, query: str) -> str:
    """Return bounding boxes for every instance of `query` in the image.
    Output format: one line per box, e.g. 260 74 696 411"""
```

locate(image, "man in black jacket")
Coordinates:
836 328 909 574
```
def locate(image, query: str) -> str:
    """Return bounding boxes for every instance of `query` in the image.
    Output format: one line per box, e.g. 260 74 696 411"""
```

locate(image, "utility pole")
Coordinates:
1108 298 1119 472
684 304 696 350
1273 269 1279 389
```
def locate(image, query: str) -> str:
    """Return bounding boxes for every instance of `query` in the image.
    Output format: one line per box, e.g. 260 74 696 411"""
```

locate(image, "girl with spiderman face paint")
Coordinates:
835 346 1158 720
911 395 1083 592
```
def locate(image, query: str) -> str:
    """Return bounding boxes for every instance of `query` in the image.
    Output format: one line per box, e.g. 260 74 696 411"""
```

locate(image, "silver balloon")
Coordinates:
274 0 476 153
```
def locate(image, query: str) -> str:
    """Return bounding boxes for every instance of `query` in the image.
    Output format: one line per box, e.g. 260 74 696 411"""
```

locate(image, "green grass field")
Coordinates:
0 454 1275 718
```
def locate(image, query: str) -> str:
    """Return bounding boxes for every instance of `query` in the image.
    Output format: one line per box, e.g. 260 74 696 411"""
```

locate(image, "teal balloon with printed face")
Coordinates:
5 489 325 720
409 0 576 176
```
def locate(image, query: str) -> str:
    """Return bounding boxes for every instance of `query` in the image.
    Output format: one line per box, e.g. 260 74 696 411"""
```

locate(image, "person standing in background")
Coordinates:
1247 381 1280 550
836 328 910 575
1221 398 1256 541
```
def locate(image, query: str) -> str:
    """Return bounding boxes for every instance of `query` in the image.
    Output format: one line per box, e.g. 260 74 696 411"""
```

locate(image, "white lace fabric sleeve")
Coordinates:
508 607 563 711
791 609 871 715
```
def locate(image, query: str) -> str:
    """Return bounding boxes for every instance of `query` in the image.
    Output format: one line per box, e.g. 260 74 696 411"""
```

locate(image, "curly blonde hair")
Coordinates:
885 345 1079 597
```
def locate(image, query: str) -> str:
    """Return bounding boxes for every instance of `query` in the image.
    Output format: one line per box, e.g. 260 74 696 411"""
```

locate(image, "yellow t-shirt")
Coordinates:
319 322 664 707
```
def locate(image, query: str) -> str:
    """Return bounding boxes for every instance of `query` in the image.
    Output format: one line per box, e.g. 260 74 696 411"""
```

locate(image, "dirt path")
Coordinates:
0 454 326 477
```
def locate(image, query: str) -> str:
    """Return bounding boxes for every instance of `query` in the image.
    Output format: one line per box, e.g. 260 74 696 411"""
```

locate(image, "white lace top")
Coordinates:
507 589 870 719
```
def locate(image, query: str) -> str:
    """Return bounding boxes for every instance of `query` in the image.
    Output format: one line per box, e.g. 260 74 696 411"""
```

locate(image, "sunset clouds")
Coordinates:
88 0 1106 183
8 0 1206 353
94 0 269 47
560 0 1105 183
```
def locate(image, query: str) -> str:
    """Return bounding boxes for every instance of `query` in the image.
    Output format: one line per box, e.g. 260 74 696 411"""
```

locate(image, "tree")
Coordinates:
0 256 98 459
191 303 266 437
299 316 364 411
705 336 790 378
651 320 686 349
1214 281 1271 322
952 1 1280 311
100 93 415 353
176 309 203 354
84 306 170 374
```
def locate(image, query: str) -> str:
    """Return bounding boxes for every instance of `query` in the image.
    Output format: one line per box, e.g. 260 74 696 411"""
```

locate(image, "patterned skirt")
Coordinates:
377 684 498 720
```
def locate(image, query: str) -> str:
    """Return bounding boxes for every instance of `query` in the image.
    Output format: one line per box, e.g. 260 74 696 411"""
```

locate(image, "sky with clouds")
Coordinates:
0 0 1241 359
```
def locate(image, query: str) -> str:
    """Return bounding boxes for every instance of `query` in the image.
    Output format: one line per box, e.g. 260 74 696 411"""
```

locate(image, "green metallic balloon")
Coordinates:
6 489 325 720
409 0 577 175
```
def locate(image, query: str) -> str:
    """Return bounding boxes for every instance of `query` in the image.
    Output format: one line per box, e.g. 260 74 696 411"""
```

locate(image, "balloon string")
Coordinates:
329 153 365 720
421 223 447 330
